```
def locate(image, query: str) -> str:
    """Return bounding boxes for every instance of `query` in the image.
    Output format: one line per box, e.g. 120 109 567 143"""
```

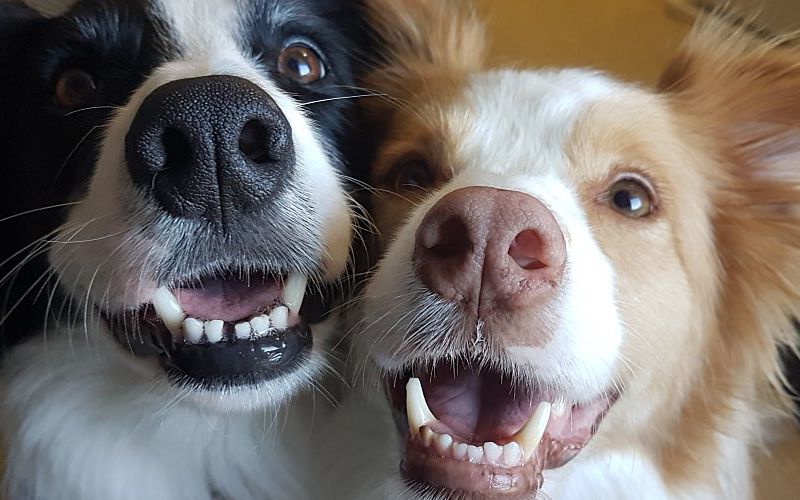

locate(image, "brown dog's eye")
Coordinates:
607 178 655 218
390 158 434 192
55 69 98 110
278 43 325 84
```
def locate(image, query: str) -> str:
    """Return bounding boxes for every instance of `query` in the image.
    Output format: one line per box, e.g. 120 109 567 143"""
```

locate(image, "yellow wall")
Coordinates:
476 0 691 85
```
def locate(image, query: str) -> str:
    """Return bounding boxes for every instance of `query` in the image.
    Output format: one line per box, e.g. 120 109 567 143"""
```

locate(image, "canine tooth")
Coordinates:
183 318 204 343
484 442 502 464
153 287 185 334
282 273 308 314
453 442 468 460
435 434 453 456
250 315 270 335
467 445 484 464
406 378 437 435
205 320 224 343
503 442 522 466
514 401 552 460
235 322 252 340
269 306 289 329
421 426 435 447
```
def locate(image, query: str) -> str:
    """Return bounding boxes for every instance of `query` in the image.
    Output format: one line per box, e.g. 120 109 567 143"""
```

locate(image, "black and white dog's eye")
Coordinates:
54 68 99 110
278 43 326 84
607 177 656 218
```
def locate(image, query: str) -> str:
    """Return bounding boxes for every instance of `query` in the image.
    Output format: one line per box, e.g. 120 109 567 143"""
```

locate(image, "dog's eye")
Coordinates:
278 43 326 84
607 178 655 218
54 68 99 110
390 158 434 192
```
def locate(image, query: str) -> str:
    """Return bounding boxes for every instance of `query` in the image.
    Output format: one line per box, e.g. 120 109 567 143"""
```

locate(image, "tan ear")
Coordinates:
661 15 800 400
660 15 800 182
362 0 487 100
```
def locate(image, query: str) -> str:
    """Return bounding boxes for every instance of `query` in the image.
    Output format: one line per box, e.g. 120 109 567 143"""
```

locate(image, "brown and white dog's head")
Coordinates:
352 1 800 497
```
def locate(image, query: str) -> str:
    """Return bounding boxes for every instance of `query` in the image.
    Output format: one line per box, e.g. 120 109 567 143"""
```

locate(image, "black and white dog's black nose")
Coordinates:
125 75 294 223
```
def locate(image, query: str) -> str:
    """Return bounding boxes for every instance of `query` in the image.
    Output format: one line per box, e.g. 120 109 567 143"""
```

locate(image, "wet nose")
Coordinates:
414 187 566 313
125 75 294 225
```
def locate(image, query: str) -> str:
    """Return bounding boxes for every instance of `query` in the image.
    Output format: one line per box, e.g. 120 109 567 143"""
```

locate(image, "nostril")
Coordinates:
162 127 193 172
427 217 472 259
509 230 547 270
239 119 275 165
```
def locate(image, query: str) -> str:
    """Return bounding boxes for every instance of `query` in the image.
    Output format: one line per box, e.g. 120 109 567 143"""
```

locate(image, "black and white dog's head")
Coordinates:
0 0 370 410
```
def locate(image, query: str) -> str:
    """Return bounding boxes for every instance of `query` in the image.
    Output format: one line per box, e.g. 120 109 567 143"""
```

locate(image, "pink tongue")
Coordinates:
421 368 540 444
173 278 282 322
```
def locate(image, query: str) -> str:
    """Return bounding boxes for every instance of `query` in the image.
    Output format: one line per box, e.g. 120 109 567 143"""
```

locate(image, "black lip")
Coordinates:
161 323 312 389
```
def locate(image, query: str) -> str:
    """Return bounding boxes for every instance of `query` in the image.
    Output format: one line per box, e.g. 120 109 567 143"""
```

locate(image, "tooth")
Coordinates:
250 315 270 335
484 442 502 464
282 273 308 313
153 287 185 335
453 442 468 460
552 397 568 417
503 442 522 466
435 434 453 456
235 322 252 340
205 320 224 343
406 378 437 435
269 306 289 329
421 426 435 447
183 318 204 343
467 445 484 464
514 401 552 460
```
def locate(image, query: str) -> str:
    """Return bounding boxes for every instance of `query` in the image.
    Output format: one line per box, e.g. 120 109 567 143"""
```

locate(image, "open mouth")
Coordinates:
386 359 617 497
107 270 319 388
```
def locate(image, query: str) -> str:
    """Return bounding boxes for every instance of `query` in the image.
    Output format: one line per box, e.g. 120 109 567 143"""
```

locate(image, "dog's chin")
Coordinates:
381 358 618 497
100 267 336 411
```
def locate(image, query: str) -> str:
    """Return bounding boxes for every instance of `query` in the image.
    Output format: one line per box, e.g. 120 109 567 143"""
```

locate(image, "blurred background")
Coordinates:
475 0 800 86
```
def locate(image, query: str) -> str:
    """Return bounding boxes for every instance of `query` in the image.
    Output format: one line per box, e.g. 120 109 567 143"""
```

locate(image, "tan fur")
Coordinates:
359 3 800 497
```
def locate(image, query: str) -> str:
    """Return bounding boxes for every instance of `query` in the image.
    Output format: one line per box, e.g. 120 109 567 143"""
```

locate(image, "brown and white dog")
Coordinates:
321 1 800 498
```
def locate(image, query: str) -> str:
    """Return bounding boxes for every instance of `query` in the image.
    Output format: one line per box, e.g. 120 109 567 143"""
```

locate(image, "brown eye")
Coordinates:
55 69 98 110
607 177 655 218
278 43 325 84
390 158 434 192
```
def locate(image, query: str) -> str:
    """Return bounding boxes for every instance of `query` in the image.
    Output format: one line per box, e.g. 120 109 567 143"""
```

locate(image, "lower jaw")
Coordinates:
402 443 545 497
159 322 313 390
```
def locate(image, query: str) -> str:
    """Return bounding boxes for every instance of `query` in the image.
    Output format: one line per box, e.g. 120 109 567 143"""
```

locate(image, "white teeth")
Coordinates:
282 273 308 314
453 442 468 460
153 287 185 336
269 306 289 329
204 320 224 343
503 441 522 467
421 426 435 447
513 401 552 460
552 397 568 417
467 445 483 463
235 322 252 340
183 318 204 343
250 315 270 336
484 442 502 464
406 378 437 435
435 434 453 455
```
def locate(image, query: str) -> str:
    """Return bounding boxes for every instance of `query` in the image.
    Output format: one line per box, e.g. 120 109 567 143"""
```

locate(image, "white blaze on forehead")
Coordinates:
458 69 618 178
24 0 75 17
153 0 241 56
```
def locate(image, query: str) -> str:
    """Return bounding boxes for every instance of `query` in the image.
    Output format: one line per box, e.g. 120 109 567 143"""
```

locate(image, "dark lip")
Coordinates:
161 323 312 389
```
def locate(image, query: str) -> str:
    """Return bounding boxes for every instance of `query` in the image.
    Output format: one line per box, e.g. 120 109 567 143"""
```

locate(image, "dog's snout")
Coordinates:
125 75 294 222
414 187 566 313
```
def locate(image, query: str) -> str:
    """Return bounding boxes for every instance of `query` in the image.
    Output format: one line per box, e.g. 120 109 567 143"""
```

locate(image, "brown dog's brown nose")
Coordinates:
414 187 566 313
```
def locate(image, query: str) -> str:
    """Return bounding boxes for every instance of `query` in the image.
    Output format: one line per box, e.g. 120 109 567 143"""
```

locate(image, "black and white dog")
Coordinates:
0 0 371 498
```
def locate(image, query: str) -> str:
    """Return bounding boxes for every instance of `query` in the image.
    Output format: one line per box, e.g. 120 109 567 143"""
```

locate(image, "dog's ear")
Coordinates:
362 0 486 100
661 15 800 397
